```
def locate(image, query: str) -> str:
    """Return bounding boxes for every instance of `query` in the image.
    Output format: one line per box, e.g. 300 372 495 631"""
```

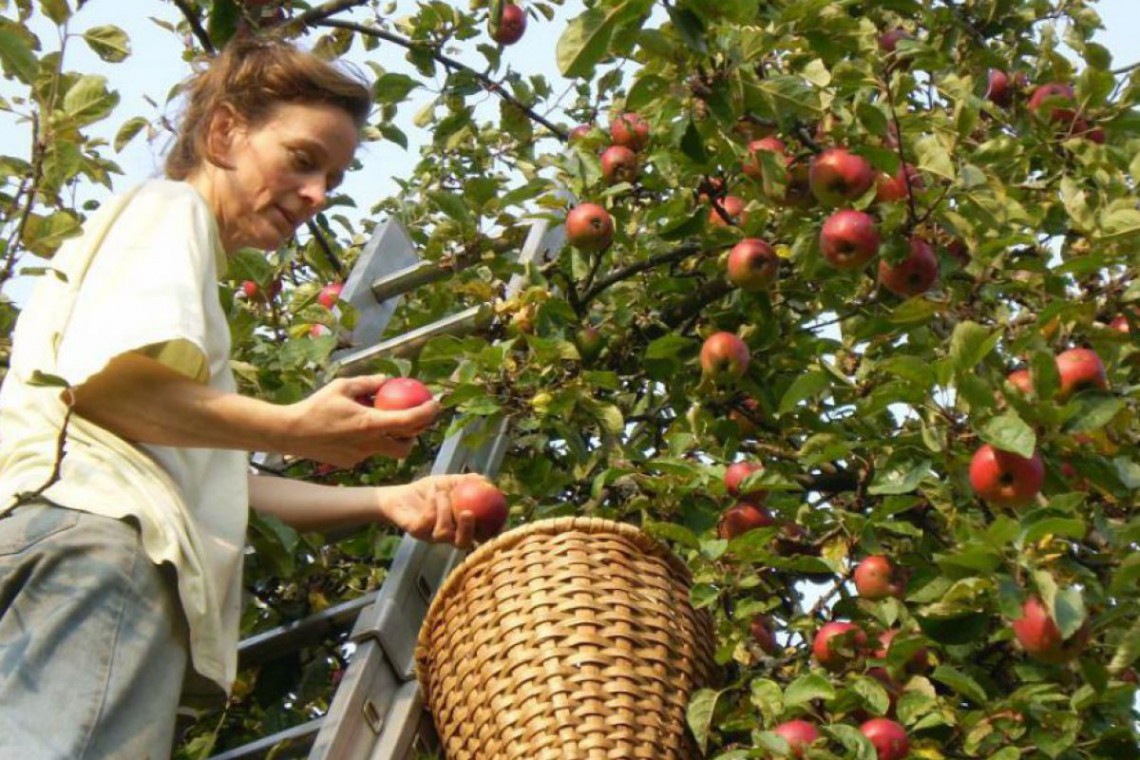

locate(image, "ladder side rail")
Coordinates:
237 592 377 671
207 718 325 760
309 216 563 760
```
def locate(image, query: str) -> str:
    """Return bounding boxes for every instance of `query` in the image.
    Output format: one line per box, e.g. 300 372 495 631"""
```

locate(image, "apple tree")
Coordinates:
1 0 1140 757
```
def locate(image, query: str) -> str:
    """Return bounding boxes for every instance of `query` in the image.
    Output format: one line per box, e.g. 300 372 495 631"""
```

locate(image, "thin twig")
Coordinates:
173 0 215 55
579 243 702 305
288 0 370 30
305 220 346 279
315 18 568 140
12 397 75 509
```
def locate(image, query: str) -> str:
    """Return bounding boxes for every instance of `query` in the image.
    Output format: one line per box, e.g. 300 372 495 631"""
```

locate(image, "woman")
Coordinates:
0 38 480 758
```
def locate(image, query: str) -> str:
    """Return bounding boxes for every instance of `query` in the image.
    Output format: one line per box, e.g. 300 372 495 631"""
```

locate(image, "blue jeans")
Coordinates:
0 501 189 759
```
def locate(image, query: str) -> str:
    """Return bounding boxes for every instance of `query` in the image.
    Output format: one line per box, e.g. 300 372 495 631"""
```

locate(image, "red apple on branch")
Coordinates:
600 145 638 184
317 281 344 309
741 136 789 181
874 628 929 674
773 720 820 758
708 195 747 227
450 479 509 541
820 210 880 270
809 147 875 207
750 615 779 656
1055 347 1107 398
700 331 750 381
854 555 905 601
610 112 650 152
875 163 923 203
812 621 867 672
878 236 939 297
1006 368 1034 395
1012 596 1089 664
565 203 614 252
968 444 1044 509
860 718 909 760
726 238 779 291
717 501 773 540
567 123 592 143
725 460 765 498
1028 82 1076 124
373 377 434 411
489 2 526 45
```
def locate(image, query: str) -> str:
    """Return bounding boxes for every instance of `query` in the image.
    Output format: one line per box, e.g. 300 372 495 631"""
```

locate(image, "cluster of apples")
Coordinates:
562 112 651 254
969 347 1108 510
986 72 1105 143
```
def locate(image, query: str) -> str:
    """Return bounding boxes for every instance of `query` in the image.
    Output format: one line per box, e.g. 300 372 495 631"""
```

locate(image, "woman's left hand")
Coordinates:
379 474 482 550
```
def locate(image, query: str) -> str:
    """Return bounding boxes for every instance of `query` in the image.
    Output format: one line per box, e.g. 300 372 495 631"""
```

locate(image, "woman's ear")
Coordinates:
202 104 243 170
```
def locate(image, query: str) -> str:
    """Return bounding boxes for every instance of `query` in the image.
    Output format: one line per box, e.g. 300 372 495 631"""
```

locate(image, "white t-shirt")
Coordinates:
0 179 248 693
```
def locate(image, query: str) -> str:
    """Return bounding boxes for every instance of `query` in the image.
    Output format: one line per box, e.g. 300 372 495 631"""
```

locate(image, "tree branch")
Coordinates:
172 0 215 55
315 19 568 140
579 243 703 305
288 0 371 30
304 220 346 280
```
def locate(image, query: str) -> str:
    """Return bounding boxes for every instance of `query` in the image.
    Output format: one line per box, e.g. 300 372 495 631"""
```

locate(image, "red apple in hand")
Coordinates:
1055 347 1107 398
450 479 508 541
878 236 939 297
820 210 880 270
725 460 765 498
700 331 750 381
610 112 650 152
565 203 614 252
969 443 1044 509
812 621 867 672
708 194 747 227
809 147 875 207
854 555 905 600
726 238 779 291
318 282 344 309
489 2 526 45
600 145 639 184
1012 596 1089 664
773 719 819 758
861 718 909 760
373 377 433 410
717 501 772 540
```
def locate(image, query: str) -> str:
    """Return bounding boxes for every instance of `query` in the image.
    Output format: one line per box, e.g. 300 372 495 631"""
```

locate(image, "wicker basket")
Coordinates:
415 516 717 760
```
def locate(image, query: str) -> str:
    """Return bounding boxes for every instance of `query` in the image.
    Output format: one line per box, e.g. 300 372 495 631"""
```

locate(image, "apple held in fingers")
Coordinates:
489 2 526 45
565 203 614 253
373 377 434 410
1012 596 1089 664
726 238 779 291
700 331 750 381
878 236 939 297
968 444 1044 509
450 479 509 541
820 210 880 270
812 621 867 672
809 147 875 207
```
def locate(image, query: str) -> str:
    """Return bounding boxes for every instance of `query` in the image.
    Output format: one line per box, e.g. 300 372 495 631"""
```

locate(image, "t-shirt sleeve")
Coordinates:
55 184 221 387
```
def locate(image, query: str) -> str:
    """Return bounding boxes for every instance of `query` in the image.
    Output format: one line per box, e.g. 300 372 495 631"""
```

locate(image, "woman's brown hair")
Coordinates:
165 38 373 180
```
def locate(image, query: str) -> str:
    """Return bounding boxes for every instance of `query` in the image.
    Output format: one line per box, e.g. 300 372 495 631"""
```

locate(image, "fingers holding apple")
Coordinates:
447 477 509 542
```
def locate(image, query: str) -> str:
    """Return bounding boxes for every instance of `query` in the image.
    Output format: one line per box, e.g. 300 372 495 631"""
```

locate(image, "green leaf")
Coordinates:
777 370 830 415
557 1 649 79
932 665 988 705
949 321 999 377
686 688 726 754
826 724 876 760
784 672 835 706
1099 207 1140 239
62 75 118 127
40 0 70 25
868 459 931 496
1060 176 1096 233
1020 517 1087 546
851 675 891 715
82 24 130 63
645 334 696 360
979 411 1036 458
1062 393 1124 433
0 24 38 84
427 191 472 223
113 116 148 153
373 72 419 104
28 370 71 388
914 134 954 179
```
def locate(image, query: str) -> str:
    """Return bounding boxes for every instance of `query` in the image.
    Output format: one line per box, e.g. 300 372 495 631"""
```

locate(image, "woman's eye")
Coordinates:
289 149 314 170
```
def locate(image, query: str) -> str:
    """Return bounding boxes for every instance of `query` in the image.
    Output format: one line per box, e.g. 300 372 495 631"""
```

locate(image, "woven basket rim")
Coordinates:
415 515 694 697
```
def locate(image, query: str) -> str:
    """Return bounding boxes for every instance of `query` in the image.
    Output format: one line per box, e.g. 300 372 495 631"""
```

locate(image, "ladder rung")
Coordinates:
328 305 487 377
237 592 377 670
207 716 323 760
368 260 453 303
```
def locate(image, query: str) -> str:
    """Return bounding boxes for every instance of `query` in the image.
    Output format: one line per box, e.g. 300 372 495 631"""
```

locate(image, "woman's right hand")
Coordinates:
281 374 441 467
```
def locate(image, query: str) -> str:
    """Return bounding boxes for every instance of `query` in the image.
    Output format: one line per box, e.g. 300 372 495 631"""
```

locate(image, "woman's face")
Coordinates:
206 101 360 252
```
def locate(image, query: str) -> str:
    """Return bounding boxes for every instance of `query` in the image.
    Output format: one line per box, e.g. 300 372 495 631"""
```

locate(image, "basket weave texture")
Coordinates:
415 516 716 760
